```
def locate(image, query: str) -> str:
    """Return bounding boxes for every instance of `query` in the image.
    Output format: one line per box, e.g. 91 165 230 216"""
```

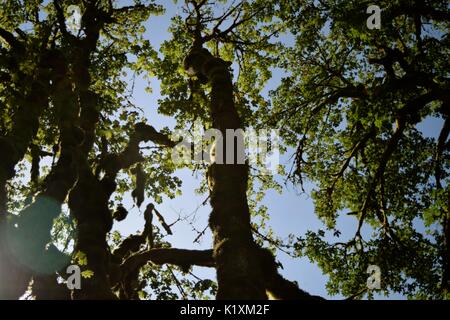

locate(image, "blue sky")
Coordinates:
110 0 444 300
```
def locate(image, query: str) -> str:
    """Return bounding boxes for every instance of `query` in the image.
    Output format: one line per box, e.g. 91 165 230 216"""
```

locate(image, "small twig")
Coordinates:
167 265 188 300
193 225 208 244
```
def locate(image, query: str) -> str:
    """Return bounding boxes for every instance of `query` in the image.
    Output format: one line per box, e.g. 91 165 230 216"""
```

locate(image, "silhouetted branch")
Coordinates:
121 248 214 274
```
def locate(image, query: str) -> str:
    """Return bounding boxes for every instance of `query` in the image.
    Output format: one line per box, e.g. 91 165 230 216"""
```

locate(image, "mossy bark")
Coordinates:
185 47 267 299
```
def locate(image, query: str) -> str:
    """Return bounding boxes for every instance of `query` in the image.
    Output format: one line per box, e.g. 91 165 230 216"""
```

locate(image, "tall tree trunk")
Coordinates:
184 44 321 300
68 38 116 299
184 46 267 299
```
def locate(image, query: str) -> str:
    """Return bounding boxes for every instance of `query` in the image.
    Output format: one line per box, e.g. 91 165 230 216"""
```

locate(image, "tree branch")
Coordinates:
100 122 176 180
258 249 324 300
435 116 450 189
52 0 70 37
0 27 23 50
121 248 215 274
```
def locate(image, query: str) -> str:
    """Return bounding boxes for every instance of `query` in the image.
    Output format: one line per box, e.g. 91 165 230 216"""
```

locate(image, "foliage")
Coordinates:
260 0 450 299
0 0 448 300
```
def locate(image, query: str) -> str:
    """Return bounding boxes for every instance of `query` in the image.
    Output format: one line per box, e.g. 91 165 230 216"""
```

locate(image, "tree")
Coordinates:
0 0 448 300
0 0 316 300
261 0 449 299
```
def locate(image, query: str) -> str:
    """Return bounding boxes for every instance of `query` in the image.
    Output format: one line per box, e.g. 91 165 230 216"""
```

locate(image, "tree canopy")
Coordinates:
0 0 448 300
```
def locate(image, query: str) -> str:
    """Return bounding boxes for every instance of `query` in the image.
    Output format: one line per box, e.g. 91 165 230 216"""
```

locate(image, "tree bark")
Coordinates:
185 46 268 299
183 44 322 300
